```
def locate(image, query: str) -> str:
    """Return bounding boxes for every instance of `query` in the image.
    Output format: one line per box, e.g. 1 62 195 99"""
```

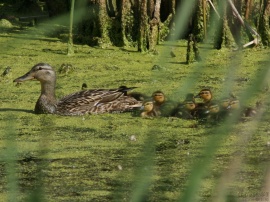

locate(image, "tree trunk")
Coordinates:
138 0 149 52
192 0 205 42
149 0 161 52
258 0 270 46
97 0 111 45
119 0 136 46
244 0 253 20
213 0 235 49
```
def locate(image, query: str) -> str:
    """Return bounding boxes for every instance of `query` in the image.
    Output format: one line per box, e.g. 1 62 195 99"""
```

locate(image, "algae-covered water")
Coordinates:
0 24 270 202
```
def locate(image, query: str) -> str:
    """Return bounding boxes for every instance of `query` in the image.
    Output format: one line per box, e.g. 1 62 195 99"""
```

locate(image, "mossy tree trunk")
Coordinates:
213 0 235 49
138 0 149 52
258 0 270 46
192 0 206 42
119 0 135 46
97 0 111 45
149 0 161 52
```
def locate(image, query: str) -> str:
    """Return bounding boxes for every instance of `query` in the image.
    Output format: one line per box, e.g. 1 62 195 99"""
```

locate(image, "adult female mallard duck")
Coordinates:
13 63 142 115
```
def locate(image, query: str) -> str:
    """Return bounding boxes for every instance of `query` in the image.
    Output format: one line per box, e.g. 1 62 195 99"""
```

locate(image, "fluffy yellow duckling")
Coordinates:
172 93 197 119
152 90 166 107
195 88 213 106
140 100 160 118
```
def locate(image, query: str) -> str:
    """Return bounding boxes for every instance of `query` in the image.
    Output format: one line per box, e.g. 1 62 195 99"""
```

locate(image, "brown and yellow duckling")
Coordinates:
227 98 258 119
195 88 214 119
140 100 160 118
195 88 213 107
13 63 142 115
217 97 232 119
204 102 221 123
152 90 177 117
172 93 197 119
152 90 166 107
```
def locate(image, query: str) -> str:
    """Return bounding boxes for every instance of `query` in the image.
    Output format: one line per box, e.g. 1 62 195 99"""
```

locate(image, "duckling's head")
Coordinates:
141 100 154 112
13 63 56 84
228 99 240 110
195 88 212 102
152 90 165 105
184 100 196 111
219 97 231 109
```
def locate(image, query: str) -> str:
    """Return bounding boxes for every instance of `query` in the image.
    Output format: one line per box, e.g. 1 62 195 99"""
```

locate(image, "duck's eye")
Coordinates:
38 67 43 70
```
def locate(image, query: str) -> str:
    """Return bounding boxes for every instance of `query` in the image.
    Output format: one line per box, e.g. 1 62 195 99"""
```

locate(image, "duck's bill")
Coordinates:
13 72 34 83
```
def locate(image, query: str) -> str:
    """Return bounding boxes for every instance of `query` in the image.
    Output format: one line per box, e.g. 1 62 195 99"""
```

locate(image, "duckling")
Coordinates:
205 102 221 123
195 88 213 106
152 90 166 107
13 63 142 115
218 97 232 119
140 100 160 118
151 90 177 117
227 98 258 119
195 88 214 119
172 93 197 119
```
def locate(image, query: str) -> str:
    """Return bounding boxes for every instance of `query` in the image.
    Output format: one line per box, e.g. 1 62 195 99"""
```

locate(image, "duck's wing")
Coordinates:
57 95 142 115
59 89 123 103
99 96 142 113
56 87 141 115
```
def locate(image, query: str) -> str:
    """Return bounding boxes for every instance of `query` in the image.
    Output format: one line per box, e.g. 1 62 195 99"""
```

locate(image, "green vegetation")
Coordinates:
0 17 270 202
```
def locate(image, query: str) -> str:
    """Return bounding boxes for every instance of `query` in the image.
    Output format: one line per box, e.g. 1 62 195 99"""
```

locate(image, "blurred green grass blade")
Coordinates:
4 114 19 202
130 132 156 202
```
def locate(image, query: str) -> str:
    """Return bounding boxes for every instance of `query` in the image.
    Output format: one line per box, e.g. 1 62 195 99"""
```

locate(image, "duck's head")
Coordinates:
13 63 56 84
219 97 231 109
152 90 165 105
141 100 154 112
227 99 240 110
183 93 196 110
195 88 212 102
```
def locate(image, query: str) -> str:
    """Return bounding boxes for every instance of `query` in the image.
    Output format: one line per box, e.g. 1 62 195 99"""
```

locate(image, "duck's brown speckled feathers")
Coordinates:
57 89 141 115
13 63 142 115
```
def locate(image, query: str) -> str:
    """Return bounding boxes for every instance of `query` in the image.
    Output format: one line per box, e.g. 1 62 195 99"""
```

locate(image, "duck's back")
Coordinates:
56 88 142 115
